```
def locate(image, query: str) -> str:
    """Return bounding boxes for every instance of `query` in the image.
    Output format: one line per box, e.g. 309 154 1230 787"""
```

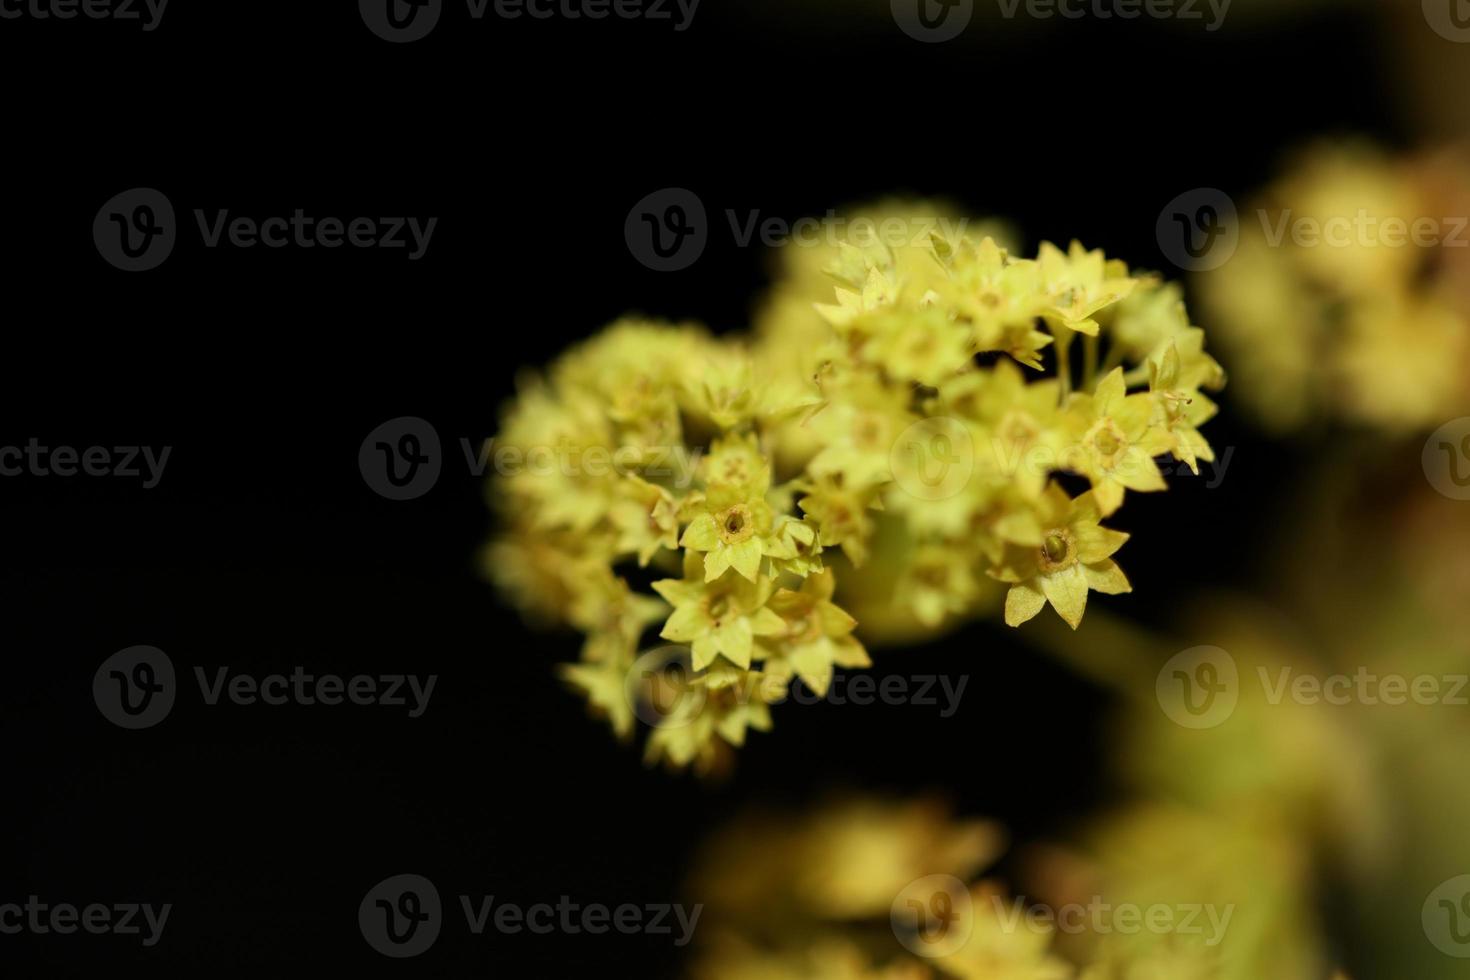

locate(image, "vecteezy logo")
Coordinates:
359 417 442 500
1424 0 1470 42
1155 188 1238 272
360 0 442 42
892 874 972 958
360 874 442 958
93 188 176 272
1156 645 1238 729
891 0 972 42
890 417 974 501
625 188 707 272
1424 875 1470 957
1424 418 1470 500
94 646 176 729
624 645 709 729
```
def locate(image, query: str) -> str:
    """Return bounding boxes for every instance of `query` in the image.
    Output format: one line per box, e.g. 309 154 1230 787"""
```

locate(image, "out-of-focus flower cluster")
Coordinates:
685 797 1071 980
487 204 1223 770
1199 142 1470 434
683 795 1350 980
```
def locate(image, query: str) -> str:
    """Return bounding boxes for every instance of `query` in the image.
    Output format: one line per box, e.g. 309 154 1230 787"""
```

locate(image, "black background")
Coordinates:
0 0 1418 975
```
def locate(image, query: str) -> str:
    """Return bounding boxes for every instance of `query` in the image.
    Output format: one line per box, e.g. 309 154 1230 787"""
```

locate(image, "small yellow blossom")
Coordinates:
653 551 786 670
992 487 1131 629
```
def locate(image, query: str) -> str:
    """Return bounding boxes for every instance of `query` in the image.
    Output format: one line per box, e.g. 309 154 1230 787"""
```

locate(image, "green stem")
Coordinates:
1083 334 1099 391
1054 329 1073 405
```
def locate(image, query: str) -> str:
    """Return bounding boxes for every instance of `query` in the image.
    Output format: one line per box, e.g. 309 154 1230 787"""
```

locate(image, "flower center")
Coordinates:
718 504 754 544
718 458 750 484
1085 418 1129 467
998 409 1039 450
1038 529 1075 572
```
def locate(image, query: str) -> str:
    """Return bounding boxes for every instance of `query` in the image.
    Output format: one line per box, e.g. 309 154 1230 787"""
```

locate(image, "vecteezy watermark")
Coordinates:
359 0 698 43
995 0 1229 29
891 418 976 502
93 646 437 728
1257 666 1470 708
1156 188 1239 272
890 874 1233 958
1157 186 1470 273
1424 875 1470 958
892 874 972 957
1156 645 1239 729
1424 417 1470 500
987 894 1234 946
0 439 170 488
0 0 168 30
93 188 176 272
625 647 969 730
1157 646 1470 729
624 189 971 272
1256 209 1470 251
0 898 171 947
359 416 703 500
624 188 707 272
1423 0 1470 43
888 416 1236 503
891 0 972 43
358 874 701 958
893 0 1227 42
93 188 436 271
359 417 443 501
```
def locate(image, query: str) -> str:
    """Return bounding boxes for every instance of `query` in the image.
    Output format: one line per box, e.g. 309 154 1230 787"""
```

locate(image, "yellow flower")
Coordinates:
936 360 1064 498
609 474 680 566
1148 341 1221 475
932 235 1054 368
761 569 870 696
653 551 786 670
799 472 883 567
1037 240 1138 336
699 431 773 494
894 544 984 629
991 486 1131 629
1062 367 1174 516
680 485 776 583
763 515 825 577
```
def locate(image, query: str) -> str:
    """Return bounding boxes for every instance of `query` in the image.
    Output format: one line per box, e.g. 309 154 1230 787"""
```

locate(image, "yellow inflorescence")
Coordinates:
487 210 1223 770
1198 142 1470 434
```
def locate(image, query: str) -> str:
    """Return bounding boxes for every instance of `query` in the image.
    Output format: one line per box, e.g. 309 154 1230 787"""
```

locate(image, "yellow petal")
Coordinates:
1093 478 1125 516
1040 564 1089 629
714 617 754 668
791 647 834 697
1084 559 1132 595
679 513 719 551
750 606 787 637
1005 582 1047 627
1074 524 1129 563
730 537 764 582
1094 367 1127 413
1115 453 1167 492
703 548 733 582
660 604 706 644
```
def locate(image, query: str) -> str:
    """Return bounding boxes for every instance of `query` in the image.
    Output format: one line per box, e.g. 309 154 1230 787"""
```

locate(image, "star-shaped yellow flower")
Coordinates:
1062 367 1174 515
1037 240 1138 336
990 486 1131 629
653 552 786 669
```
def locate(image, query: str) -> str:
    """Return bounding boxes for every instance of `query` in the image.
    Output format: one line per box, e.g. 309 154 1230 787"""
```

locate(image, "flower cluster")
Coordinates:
1198 142 1470 433
487 207 1222 770
686 797 1264 980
